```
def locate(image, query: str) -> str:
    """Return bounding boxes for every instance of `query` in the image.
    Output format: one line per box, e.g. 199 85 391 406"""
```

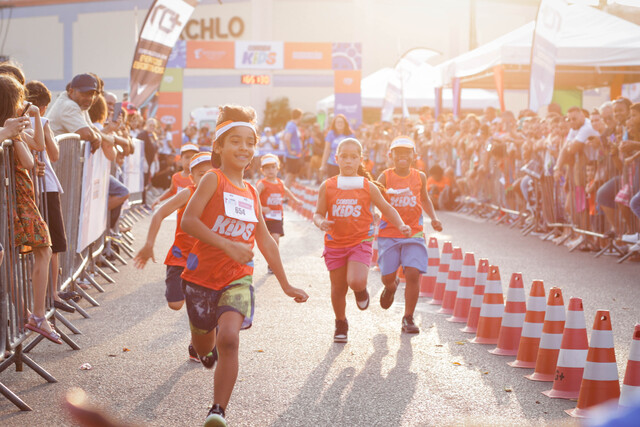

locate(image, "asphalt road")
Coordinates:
0 207 637 426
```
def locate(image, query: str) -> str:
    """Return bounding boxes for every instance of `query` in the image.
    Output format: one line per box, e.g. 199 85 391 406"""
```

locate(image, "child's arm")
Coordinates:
26 105 45 152
152 178 178 208
255 213 308 303
43 121 59 162
369 182 411 237
419 172 443 232
134 188 190 269
313 182 334 231
13 138 34 169
283 184 302 205
181 173 253 264
256 181 271 214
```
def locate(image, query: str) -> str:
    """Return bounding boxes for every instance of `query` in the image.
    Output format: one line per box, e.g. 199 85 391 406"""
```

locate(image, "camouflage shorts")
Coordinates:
182 276 255 335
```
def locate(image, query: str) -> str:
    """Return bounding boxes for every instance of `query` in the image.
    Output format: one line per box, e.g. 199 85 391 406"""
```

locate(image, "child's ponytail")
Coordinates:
357 163 386 196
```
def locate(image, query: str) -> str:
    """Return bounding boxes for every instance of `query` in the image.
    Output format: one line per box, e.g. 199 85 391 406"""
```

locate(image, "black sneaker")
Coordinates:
188 344 200 363
354 289 370 310
200 347 218 369
54 299 76 313
380 279 399 310
334 319 348 343
58 291 81 302
204 404 227 427
401 315 420 334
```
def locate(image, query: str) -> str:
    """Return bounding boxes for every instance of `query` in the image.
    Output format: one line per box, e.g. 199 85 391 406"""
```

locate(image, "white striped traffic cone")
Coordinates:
508 280 546 368
420 237 440 298
526 287 565 382
461 259 489 334
619 323 640 408
490 273 526 356
439 247 462 315
447 252 475 323
430 242 453 306
469 265 503 345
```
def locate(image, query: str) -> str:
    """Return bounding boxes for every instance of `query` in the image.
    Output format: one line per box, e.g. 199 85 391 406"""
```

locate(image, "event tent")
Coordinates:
316 66 499 112
437 4 640 90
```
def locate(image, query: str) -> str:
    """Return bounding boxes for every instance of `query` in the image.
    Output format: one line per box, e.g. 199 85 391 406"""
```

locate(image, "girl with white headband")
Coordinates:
180 105 309 426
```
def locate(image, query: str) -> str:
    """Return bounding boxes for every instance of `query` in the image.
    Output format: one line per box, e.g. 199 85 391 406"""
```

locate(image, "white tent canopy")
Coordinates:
437 4 640 89
317 66 499 112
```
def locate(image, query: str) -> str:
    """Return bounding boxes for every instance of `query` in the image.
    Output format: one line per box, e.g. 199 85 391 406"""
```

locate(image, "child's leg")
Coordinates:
166 266 185 311
381 271 398 290
31 246 52 318
329 266 348 320
191 328 216 359
346 261 368 293
403 267 421 317
213 311 244 410
271 233 281 246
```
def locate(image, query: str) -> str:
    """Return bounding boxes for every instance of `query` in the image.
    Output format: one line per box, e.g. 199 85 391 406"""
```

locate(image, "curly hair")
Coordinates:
25 80 52 107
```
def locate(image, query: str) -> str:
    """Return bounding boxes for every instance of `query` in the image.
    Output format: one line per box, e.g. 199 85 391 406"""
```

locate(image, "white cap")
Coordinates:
189 152 211 170
389 136 415 151
181 143 199 154
264 126 271 133
261 154 279 167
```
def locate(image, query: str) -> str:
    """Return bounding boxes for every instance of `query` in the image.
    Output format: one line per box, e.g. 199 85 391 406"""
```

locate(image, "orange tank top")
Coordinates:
258 178 284 221
181 170 260 290
164 186 197 267
324 176 374 248
379 168 424 238
170 172 193 196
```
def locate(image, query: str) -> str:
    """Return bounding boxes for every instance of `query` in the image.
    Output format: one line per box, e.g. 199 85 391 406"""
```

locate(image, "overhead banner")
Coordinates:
156 91 183 148
129 0 199 108
187 40 235 68
77 144 111 252
284 42 332 69
334 70 362 128
235 41 284 69
528 0 568 112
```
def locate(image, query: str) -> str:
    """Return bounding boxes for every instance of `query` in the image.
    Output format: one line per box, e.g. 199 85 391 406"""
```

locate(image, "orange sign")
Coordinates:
156 92 183 148
186 41 235 69
284 42 332 69
334 70 361 94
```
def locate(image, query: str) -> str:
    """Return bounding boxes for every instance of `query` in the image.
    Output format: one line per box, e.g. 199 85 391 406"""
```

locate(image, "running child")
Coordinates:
179 105 308 426
313 137 411 344
152 143 200 208
134 152 216 366
377 136 443 334
256 154 301 273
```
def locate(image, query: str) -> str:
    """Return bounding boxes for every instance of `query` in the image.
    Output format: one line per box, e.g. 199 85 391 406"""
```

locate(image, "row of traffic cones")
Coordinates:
419 237 640 418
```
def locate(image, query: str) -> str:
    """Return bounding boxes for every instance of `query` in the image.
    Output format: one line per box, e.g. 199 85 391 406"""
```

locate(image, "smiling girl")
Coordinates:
179 105 308 427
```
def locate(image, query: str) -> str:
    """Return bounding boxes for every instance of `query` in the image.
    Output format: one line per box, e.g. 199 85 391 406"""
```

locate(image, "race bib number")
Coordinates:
223 192 258 223
265 209 283 220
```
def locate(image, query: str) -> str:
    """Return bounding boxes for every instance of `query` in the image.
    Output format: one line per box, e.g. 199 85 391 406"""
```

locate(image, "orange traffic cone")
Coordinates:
469 265 503 345
448 252 475 323
509 280 546 368
567 310 620 417
618 323 640 408
526 287 565 382
439 247 462 315
419 237 439 297
461 259 489 334
490 273 526 356
542 297 588 399
429 242 453 306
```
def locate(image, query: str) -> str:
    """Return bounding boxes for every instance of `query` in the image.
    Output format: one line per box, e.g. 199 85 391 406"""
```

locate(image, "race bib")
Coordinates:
265 209 283 220
223 192 258 223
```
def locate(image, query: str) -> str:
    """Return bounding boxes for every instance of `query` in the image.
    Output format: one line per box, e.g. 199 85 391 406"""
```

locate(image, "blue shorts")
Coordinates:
165 265 185 303
377 237 428 276
108 176 129 198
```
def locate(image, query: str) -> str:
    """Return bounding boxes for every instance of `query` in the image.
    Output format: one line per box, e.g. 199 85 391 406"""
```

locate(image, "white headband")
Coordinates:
215 121 257 141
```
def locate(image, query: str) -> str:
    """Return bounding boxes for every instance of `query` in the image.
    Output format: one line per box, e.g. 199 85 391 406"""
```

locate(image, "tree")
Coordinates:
262 97 291 131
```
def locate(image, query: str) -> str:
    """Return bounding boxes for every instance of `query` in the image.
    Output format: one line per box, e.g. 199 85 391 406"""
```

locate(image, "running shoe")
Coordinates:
200 347 218 369
334 319 348 343
188 344 200 363
401 315 420 334
204 404 227 427
380 279 399 310
354 289 369 310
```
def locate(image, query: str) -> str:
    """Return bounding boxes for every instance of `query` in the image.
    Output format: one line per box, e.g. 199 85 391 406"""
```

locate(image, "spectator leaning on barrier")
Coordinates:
25 80 76 313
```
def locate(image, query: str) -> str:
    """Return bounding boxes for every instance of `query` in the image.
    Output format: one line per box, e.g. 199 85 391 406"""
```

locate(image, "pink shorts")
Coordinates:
322 241 373 271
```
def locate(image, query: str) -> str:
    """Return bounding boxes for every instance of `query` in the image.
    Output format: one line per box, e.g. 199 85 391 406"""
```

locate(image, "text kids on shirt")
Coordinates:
179 105 309 427
313 137 411 344
256 153 302 273
152 143 200 208
133 152 217 367
377 136 443 334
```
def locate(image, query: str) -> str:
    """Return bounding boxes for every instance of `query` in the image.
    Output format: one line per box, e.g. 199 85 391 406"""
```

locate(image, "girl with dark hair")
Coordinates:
0 73 60 344
320 114 355 178
313 137 410 344
180 105 308 426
